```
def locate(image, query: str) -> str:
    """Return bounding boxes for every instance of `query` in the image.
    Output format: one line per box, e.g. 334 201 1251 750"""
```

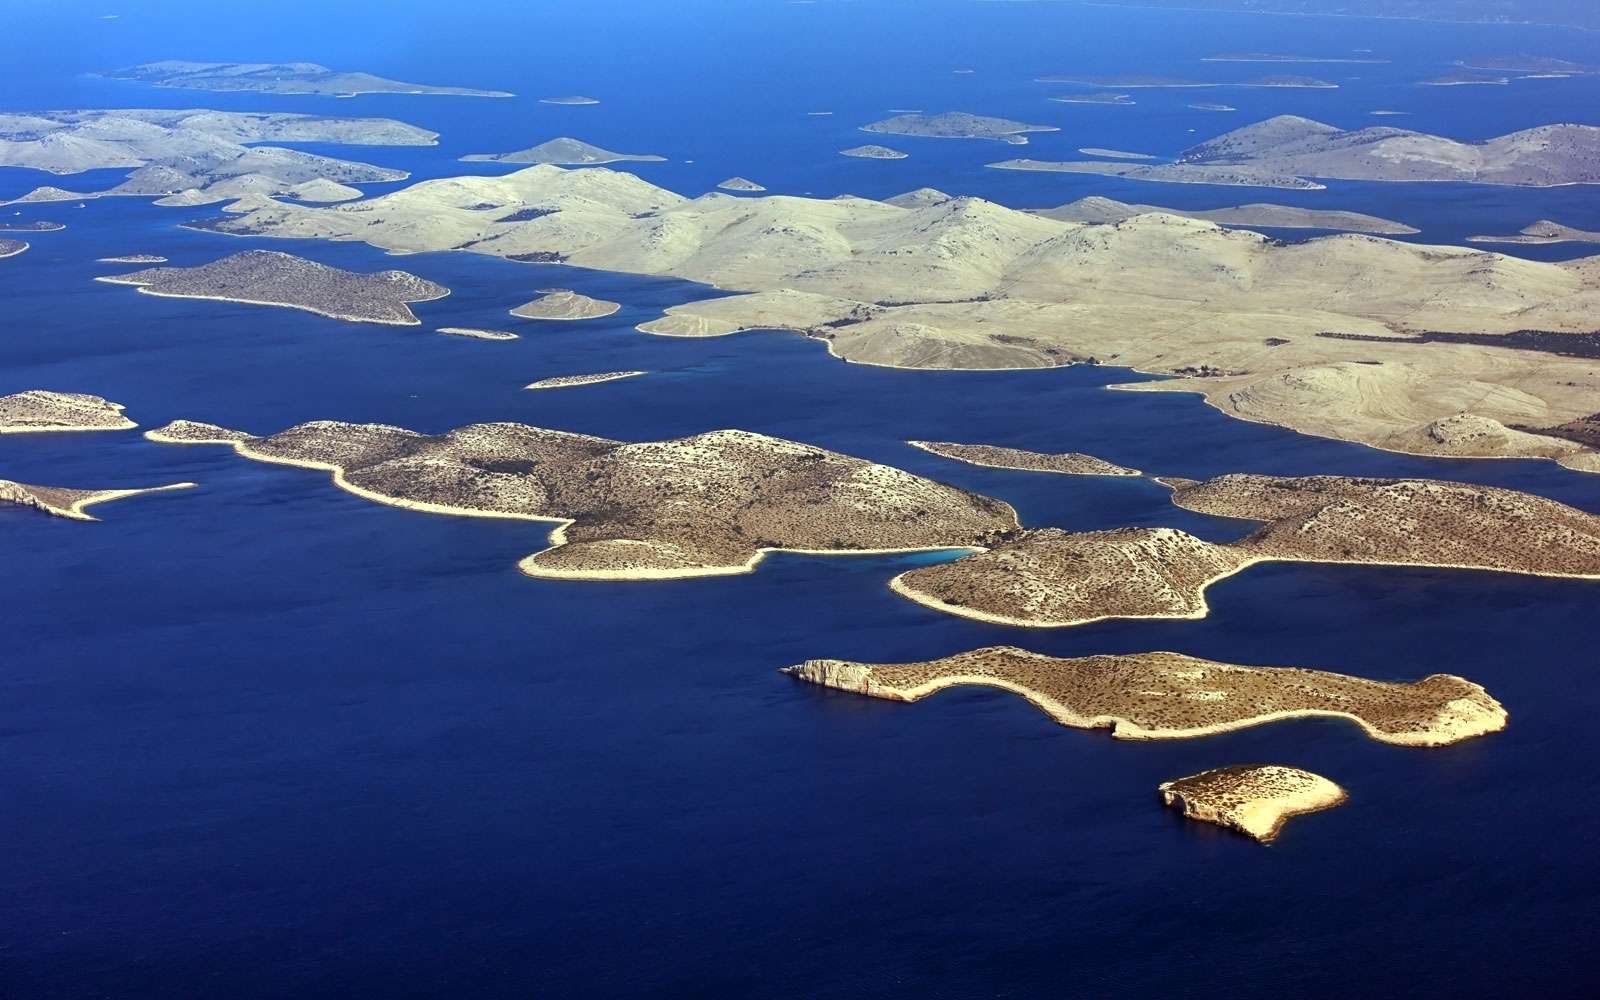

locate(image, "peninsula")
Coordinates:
510 289 621 321
908 440 1140 476
106 61 512 98
1160 766 1348 843
860 112 1058 144
0 479 195 521
145 418 1020 579
989 158 1327 190
525 371 646 390
0 391 137 433
890 473 1600 627
840 145 909 159
1033 195 1419 234
781 647 1507 746
193 164 1600 467
461 138 666 165
97 251 449 325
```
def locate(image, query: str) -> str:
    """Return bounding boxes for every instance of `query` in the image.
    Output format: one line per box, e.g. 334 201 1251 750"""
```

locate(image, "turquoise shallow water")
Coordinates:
3 2 1600 997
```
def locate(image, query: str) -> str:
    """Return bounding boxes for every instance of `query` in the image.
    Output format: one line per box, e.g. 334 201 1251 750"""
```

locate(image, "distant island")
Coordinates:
909 440 1140 476
1204 52 1388 64
510 289 621 321
840 145 908 159
989 158 1326 190
1457 54 1599 75
525 371 646 390
1160 766 1348 844
1189 102 1237 111
97 251 449 325
0 220 64 232
146 419 1019 579
0 238 26 258
1422 71 1509 85
782 646 1507 747
998 115 1600 188
96 254 168 264
0 109 432 208
105 60 512 97
540 96 600 105
1081 1 1600 32
437 327 518 341
1467 220 1600 244
891 473 1600 627
717 177 767 192
1239 74 1338 88
860 112 1058 144
462 137 666 165
0 479 194 521
1037 75 1213 88
1034 195 1420 234
0 390 137 434
1049 93 1134 105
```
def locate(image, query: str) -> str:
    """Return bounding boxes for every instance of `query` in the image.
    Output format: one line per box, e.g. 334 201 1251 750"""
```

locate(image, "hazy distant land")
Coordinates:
0 220 64 232
106 60 512 97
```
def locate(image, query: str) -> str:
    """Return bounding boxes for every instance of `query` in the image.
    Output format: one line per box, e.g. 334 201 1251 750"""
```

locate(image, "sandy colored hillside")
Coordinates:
199 164 1600 468
1160 766 1348 843
0 390 137 433
1036 195 1418 234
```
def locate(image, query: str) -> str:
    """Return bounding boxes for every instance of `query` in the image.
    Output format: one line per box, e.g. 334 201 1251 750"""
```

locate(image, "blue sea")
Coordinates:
3 2 1599 996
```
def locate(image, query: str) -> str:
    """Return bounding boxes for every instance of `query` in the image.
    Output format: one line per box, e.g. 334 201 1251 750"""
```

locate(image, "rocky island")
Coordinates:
891 473 1600 627
1204 53 1387 64
1239 75 1339 87
461 137 666 165
0 390 137 433
1078 148 1157 160
438 327 519 341
1467 220 1600 244
105 60 512 97
0 479 195 521
1037 75 1211 88
1160 766 1348 843
525 371 646 390
510 289 621 321
840 145 909 159
782 647 1507 746
96 254 169 264
0 238 26 258
145 418 1020 579
0 220 64 232
1034 195 1419 234
97 251 449 325
1422 71 1509 85
1189 102 1237 111
908 440 1140 476
717 177 767 192
861 112 1058 144
540 96 600 106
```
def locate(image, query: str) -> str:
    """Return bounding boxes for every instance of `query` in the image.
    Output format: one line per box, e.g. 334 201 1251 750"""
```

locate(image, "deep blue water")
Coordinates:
3 2 1599 997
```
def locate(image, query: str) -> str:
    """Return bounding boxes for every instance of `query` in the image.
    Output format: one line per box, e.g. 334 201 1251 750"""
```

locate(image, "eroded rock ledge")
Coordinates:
145 418 1019 579
782 647 1506 746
